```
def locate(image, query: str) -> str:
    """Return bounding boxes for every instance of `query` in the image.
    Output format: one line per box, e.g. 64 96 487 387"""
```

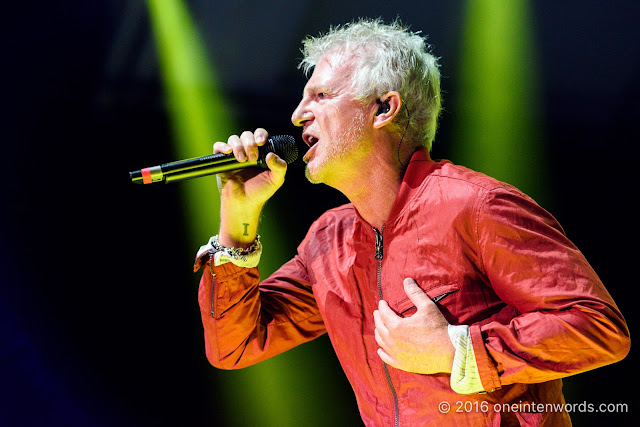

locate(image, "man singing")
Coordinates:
193 18 629 426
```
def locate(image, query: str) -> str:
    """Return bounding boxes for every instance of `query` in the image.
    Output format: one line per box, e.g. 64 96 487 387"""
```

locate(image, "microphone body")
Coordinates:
129 135 297 184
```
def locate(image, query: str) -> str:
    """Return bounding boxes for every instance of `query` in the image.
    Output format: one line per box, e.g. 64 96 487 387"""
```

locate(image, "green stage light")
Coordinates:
452 0 550 206
147 0 230 244
146 1 341 425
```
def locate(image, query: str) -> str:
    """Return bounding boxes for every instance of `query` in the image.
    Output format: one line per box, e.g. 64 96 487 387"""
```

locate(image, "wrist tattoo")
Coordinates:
243 223 249 236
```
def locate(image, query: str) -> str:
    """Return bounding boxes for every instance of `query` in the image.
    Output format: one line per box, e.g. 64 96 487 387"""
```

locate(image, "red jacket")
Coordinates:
195 149 629 426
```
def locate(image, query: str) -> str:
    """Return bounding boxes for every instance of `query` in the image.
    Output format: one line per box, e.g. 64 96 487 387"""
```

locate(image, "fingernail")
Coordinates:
238 152 246 161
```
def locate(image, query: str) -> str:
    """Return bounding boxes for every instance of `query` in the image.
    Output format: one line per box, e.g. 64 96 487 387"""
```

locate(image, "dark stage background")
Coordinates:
2 1 637 426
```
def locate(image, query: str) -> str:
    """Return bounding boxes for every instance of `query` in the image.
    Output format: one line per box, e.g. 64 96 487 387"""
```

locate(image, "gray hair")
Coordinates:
298 18 442 150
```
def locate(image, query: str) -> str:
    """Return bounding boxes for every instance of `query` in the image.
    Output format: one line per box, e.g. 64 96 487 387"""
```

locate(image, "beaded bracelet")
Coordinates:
210 234 261 262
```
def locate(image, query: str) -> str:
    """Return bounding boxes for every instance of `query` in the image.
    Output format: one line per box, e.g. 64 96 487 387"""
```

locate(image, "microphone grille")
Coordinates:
265 135 298 165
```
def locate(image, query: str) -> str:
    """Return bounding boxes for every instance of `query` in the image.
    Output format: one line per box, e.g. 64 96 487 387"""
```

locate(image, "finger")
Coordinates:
228 135 247 162
373 309 388 333
403 278 431 311
213 141 233 154
373 310 391 344
377 348 397 367
254 128 268 146
240 131 259 162
374 323 392 352
377 299 400 325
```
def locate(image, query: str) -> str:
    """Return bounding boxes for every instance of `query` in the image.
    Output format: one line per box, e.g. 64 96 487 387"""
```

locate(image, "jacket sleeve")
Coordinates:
196 247 326 370
469 187 630 392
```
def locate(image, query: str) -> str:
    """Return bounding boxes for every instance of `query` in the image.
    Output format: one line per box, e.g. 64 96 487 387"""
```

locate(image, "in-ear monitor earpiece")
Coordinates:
376 99 390 116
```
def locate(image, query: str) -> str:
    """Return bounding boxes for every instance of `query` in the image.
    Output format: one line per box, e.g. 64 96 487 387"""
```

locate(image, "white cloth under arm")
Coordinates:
448 324 485 394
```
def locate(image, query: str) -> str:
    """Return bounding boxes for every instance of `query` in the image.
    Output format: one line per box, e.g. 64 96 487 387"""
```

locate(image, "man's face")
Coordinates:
291 53 374 185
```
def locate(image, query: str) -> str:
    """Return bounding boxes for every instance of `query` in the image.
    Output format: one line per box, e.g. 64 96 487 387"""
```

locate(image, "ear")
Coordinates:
372 91 402 129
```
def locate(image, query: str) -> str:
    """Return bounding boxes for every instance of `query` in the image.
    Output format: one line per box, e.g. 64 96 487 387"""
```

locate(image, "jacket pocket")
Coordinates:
396 282 460 318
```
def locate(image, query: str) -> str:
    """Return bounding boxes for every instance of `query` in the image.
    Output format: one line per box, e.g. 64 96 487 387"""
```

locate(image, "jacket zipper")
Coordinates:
374 227 399 427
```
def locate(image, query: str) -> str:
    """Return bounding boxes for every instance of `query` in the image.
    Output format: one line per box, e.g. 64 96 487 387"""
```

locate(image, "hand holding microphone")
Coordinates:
129 129 297 247
212 130 293 210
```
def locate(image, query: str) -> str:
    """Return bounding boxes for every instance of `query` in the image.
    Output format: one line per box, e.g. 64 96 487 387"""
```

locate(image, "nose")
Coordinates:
291 99 313 127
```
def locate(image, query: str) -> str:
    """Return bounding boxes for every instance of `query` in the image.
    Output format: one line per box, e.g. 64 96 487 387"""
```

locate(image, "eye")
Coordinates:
317 92 327 99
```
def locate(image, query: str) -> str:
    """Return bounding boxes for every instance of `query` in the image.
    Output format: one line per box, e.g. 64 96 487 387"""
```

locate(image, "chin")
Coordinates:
304 164 323 184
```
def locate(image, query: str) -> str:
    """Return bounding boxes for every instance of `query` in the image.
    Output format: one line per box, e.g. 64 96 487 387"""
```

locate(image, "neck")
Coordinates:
347 171 401 229
333 145 413 229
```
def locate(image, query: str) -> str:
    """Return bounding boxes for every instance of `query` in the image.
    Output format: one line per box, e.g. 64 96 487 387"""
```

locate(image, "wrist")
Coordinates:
218 232 258 248
210 234 262 264
219 206 262 248
432 325 456 374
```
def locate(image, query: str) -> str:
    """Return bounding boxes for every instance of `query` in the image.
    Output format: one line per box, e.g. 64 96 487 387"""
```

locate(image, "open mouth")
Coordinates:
302 135 319 163
304 134 319 147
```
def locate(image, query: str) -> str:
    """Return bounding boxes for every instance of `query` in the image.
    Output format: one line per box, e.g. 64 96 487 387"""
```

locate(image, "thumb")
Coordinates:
403 278 431 310
265 152 287 184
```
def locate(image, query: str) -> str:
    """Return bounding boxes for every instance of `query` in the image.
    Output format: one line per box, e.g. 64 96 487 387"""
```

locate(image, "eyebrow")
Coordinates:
303 83 336 98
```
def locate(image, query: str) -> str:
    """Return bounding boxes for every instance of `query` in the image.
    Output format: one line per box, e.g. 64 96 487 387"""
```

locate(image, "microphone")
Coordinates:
129 135 298 184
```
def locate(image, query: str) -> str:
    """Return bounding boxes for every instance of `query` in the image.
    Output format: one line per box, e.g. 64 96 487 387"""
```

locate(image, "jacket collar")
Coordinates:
352 147 438 228
387 147 438 223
